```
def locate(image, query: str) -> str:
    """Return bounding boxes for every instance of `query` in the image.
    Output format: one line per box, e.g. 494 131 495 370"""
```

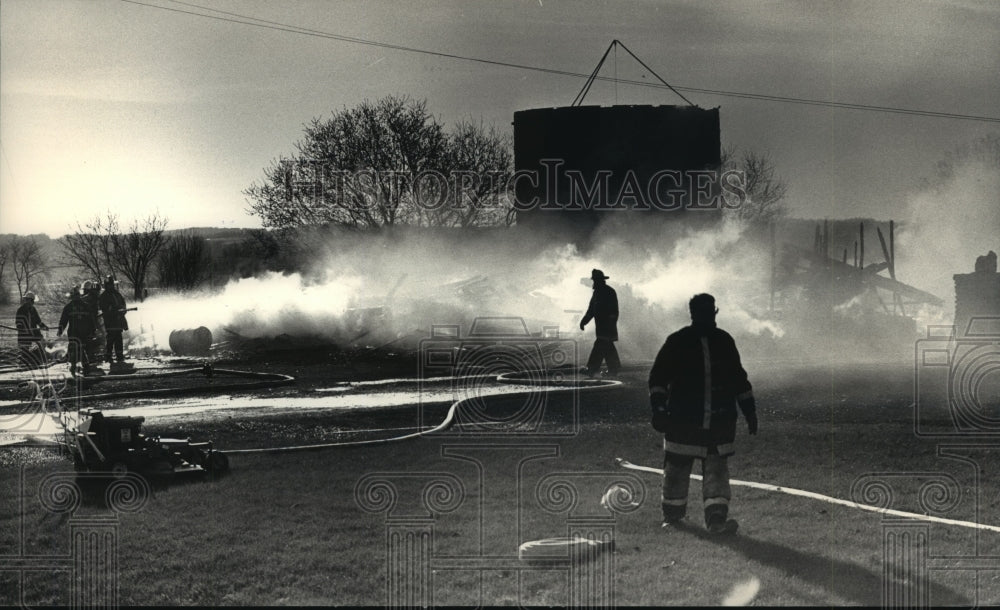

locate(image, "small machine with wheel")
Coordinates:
71 409 229 478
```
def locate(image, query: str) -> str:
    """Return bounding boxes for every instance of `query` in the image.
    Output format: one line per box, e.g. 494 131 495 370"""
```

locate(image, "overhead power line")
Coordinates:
119 0 1000 124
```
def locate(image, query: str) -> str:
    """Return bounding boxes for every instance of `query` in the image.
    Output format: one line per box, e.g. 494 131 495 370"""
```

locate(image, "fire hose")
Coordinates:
222 372 623 455
0 365 295 396
1 360 620 453
614 458 1000 534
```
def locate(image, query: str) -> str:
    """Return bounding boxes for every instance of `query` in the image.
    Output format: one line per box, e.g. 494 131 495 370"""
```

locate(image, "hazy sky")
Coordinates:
1 0 998 236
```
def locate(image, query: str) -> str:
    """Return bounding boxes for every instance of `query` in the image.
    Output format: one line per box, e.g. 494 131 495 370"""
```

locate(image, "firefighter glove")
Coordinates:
650 393 669 433
738 394 757 435
651 407 670 433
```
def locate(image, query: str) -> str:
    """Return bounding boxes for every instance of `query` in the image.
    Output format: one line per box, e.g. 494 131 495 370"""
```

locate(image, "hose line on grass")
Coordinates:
614 458 1000 534
1 368 296 404
222 371 623 455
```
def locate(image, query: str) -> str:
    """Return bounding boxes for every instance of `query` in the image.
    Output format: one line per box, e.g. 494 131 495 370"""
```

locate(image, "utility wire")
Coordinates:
119 0 1000 124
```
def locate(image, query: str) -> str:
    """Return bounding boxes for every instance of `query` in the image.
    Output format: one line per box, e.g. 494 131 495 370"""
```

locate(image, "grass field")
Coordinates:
2 358 999 606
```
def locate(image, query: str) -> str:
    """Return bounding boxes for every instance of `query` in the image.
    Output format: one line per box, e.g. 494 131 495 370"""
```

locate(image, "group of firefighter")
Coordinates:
13 275 130 375
580 269 757 535
15 266 757 534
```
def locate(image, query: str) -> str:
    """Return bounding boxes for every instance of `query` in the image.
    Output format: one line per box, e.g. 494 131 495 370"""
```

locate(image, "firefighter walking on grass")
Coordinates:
648 293 757 535
579 268 620 378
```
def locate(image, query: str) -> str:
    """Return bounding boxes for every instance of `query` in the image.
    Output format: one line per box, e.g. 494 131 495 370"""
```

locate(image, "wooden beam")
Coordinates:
873 289 892 314
824 219 830 260
876 227 893 279
890 220 903 315
889 220 896 278
781 242 944 306
859 222 865 269
864 271 942 306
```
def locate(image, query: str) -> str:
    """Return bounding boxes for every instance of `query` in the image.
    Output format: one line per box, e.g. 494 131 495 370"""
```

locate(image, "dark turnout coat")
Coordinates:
58 298 97 339
99 288 129 332
582 283 619 341
15 304 46 344
648 323 754 457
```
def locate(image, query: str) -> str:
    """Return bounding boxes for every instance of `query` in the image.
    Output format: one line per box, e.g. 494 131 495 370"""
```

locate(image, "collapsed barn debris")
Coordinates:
768 219 943 352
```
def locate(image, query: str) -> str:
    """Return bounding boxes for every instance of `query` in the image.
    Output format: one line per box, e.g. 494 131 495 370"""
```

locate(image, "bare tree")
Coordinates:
721 147 788 227
157 232 208 290
245 96 513 229
9 236 47 298
434 120 513 227
111 214 169 301
60 212 168 301
59 214 118 281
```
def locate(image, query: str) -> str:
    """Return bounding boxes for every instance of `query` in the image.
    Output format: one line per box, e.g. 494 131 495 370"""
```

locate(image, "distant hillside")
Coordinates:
165 227 259 241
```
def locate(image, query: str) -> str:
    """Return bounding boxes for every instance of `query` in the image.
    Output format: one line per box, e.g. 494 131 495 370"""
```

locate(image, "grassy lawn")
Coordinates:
2 360 999 606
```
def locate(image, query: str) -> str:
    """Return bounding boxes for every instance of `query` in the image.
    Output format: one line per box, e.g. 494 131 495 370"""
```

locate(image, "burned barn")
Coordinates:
768 219 944 355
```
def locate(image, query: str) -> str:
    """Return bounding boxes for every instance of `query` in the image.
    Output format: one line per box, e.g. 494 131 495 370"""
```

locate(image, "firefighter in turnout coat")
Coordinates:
57 286 97 376
15 292 49 368
99 275 129 363
579 269 620 377
648 293 757 534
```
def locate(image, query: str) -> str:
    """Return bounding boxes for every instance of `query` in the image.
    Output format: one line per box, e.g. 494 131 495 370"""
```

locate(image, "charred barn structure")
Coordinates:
509 40 948 355
767 219 944 354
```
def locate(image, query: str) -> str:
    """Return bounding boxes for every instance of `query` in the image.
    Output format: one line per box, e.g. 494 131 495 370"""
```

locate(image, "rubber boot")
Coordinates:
705 504 738 535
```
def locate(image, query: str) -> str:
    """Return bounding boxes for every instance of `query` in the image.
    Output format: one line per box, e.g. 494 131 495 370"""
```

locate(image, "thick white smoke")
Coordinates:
896 147 1000 329
133 214 783 362
131 271 365 350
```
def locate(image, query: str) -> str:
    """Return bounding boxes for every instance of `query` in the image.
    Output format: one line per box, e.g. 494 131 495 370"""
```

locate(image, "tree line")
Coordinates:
245 95 787 233
2 95 789 304
0 213 211 305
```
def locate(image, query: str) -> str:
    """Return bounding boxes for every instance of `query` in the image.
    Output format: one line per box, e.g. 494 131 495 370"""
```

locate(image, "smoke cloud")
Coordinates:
896 141 1000 329
133 214 783 364
129 137 999 367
